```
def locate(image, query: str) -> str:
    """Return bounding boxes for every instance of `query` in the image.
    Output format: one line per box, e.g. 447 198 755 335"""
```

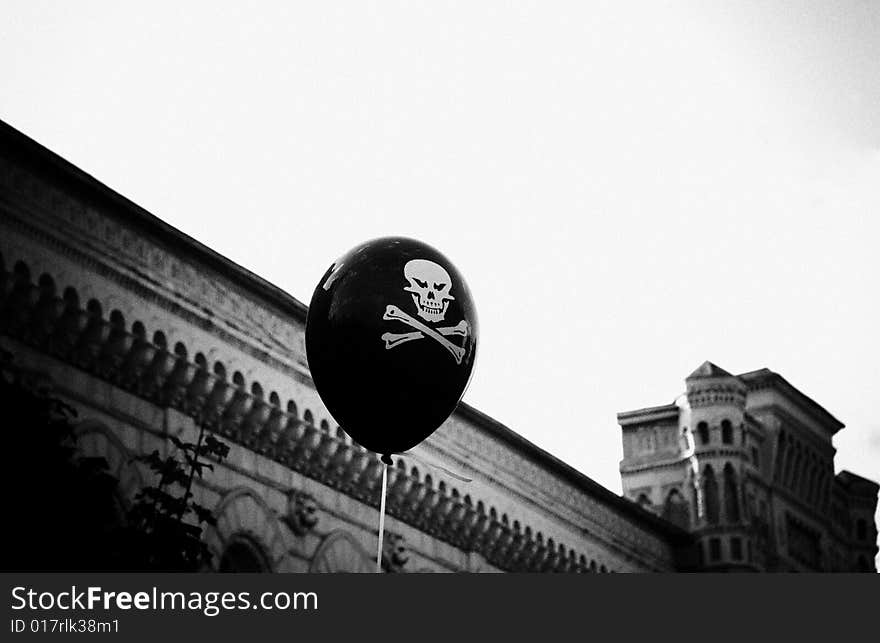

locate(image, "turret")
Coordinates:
679 362 754 570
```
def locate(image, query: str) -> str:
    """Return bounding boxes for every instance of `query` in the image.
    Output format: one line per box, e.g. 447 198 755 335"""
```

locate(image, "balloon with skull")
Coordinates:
306 237 478 458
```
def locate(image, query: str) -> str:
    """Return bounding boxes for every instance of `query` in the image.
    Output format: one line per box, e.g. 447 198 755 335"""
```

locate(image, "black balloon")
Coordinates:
306 237 478 458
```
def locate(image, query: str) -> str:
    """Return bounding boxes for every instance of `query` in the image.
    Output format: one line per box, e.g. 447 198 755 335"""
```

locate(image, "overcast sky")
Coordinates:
2 1 878 557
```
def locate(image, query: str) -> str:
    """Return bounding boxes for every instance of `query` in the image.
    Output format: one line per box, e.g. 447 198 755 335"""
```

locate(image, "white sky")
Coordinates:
2 1 878 559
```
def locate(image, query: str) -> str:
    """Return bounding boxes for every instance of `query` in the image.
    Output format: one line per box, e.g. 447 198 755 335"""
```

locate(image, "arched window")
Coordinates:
109 309 125 328
791 444 804 492
62 286 79 311
697 422 709 445
86 298 102 319
783 436 796 486
703 466 720 525
220 537 270 572
708 537 722 561
37 273 56 299
636 493 652 510
723 463 740 523
662 488 690 529
774 431 787 480
806 463 819 503
721 420 733 444
730 537 743 560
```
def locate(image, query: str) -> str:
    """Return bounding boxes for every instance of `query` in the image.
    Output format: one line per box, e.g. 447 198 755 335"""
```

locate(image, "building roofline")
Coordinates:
456 402 692 542
835 470 880 494
0 119 309 324
737 368 844 434
686 360 733 379
616 403 680 426
1 118 691 546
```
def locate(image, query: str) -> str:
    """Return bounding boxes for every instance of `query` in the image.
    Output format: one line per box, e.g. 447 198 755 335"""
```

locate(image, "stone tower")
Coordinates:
678 361 754 569
619 360 878 572
619 361 756 570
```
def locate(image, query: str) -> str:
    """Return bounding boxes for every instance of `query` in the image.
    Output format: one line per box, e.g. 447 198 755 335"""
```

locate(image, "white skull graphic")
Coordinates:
403 259 455 323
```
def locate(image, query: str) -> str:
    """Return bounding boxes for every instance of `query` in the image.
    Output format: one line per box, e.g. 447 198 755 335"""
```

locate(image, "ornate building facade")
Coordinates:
618 361 878 572
0 120 695 573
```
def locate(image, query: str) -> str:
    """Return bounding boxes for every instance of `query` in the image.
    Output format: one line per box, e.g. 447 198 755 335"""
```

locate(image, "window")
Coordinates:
662 488 690 529
783 436 796 486
790 444 804 490
708 538 722 561
220 537 270 572
751 447 760 469
721 420 733 444
786 514 822 570
704 466 720 525
774 431 787 479
723 463 740 523
697 422 709 445
730 537 743 560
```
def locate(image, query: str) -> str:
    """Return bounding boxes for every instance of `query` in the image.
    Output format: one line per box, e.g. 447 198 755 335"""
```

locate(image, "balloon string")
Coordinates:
404 451 473 483
376 460 388 573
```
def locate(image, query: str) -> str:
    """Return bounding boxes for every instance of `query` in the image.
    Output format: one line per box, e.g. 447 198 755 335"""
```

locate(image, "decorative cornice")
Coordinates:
0 120 309 325
747 403 837 457
738 368 844 435
616 403 679 426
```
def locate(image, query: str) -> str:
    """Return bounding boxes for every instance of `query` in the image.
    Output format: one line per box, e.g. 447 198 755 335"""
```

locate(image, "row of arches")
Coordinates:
701 462 741 525
695 419 742 447
385 459 613 572
1 253 332 417
635 463 743 529
636 489 691 529
774 431 830 510
0 254 340 444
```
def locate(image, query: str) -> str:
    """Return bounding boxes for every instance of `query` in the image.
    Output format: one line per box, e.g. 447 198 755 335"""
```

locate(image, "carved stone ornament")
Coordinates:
382 532 409 573
283 489 319 536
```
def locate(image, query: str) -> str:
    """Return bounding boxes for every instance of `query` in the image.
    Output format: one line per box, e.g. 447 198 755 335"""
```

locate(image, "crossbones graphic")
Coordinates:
382 305 468 364
380 259 468 365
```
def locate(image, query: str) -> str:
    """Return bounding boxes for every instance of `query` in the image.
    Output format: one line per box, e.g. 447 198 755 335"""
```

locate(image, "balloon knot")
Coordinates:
381 454 394 466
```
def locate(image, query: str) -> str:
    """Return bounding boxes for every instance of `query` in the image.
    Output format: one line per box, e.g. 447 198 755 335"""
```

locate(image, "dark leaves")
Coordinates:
1 349 230 572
